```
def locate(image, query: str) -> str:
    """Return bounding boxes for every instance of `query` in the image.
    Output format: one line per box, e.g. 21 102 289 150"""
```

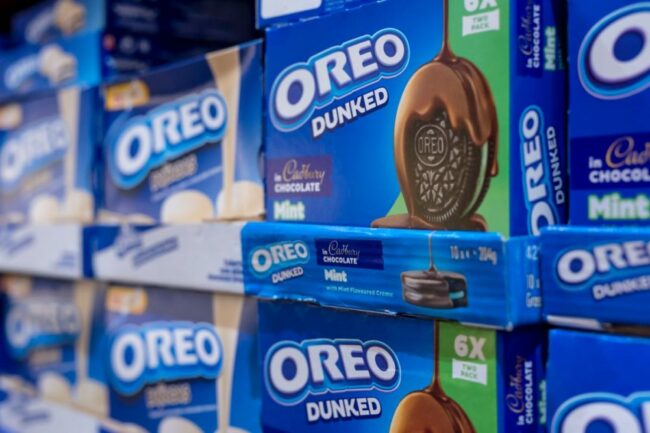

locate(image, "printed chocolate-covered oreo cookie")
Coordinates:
374 0 497 231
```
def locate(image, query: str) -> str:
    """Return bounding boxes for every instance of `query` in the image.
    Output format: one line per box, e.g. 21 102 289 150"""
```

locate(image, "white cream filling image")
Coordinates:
37 372 73 406
161 190 215 223
39 45 77 84
213 294 250 433
207 48 264 222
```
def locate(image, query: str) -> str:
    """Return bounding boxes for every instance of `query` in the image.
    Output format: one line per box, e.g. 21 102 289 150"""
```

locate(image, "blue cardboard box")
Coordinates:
259 301 546 433
569 1 650 226
0 32 102 100
0 86 99 224
88 285 260 433
264 0 567 236
542 226 650 328
242 222 541 329
548 329 650 433
0 276 102 414
99 41 264 224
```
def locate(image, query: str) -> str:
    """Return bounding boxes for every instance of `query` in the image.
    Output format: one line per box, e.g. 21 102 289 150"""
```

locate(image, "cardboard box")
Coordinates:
0 86 99 224
0 276 102 413
548 329 650 433
259 301 546 433
264 0 567 236
568 1 650 226
89 285 260 433
243 222 541 328
99 41 264 224
542 226 650 328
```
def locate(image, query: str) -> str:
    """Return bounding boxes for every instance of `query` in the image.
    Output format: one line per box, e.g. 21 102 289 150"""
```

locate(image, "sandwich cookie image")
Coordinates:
390 322 475 433
53 0 86 36
401 233 467 309
373 0 497 231
39 44 78 85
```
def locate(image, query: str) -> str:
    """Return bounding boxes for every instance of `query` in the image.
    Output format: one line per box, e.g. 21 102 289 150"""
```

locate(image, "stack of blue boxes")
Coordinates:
0 0 649 432
542 2 650 432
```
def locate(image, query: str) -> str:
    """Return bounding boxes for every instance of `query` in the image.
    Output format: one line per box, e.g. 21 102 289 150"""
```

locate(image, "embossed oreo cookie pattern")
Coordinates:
569 1 650 226
264 0 567 236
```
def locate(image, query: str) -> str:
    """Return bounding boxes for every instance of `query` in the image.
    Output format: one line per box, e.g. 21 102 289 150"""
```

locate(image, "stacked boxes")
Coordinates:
544 3 650 430
263 0 567 236
99 41 264 224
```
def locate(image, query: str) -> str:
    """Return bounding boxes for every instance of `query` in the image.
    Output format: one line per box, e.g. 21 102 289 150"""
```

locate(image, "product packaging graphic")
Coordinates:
264 0 567 236
0 86 98 224
88 285 260 433
0 275 101 413
0 31 102 100
259 301 546 433
569 1 650 226
243 222 540 328
542 226 650 329
100 41 264 224
548 329 650 433
87 223 245 293
256 0 374 28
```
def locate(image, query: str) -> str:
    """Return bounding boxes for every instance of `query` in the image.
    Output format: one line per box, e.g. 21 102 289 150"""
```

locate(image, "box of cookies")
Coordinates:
568 1 650 226
99 41 264 224
259 300 546 433
0 85 99 224
548 329 650 433
0 276 104 414
242 222 541 328
89 285 261 433
264 0 567 236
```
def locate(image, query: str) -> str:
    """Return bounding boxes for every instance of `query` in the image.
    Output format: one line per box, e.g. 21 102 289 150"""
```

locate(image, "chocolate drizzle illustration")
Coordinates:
389 321 476 433
373 0 498 231
401 232 467 309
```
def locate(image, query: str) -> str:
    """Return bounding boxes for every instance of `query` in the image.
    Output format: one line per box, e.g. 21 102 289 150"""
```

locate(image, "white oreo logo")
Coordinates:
4 55 39 90
555 240 650 285
250 241 310 276
0 118 69 188
108 89 227 189
5 300 80 358
270 28 409 131
109 322 223 395
579 3 650 99
265 338 400 405
552 394 650 433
